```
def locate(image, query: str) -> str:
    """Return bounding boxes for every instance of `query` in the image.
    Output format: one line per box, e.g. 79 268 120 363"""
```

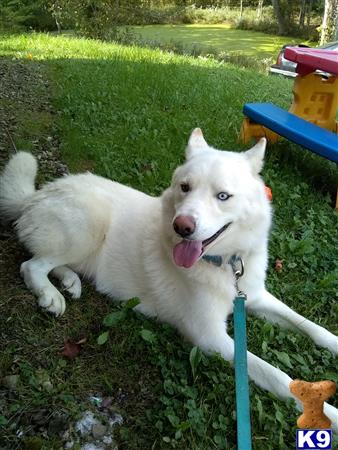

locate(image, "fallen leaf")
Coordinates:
59 337 86 359
275 259 283 272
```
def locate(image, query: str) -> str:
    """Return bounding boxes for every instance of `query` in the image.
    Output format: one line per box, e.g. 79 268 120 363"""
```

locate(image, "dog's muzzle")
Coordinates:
173 221 232 268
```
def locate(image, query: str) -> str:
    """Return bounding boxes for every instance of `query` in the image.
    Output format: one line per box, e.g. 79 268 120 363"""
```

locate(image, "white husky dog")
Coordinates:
1 129 337 429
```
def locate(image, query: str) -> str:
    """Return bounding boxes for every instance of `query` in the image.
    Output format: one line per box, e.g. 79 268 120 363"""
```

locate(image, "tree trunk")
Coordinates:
271 0 287 34
256 0 264 20
298 0 306 27
320 0 338 44
239 0 243 20
306 0 312 27
55 16 61 34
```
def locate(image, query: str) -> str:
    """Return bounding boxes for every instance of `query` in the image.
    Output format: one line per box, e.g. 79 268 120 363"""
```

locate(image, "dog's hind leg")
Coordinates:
51 266 82 299
246 290 338 355
20 256 70 316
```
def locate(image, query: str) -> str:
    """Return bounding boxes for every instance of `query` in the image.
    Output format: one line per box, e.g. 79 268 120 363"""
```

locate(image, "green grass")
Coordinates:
0 33 337 450
130 24 311 59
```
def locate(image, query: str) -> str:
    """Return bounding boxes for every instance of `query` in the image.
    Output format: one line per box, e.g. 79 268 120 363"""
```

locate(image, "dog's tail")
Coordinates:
0 152 38 223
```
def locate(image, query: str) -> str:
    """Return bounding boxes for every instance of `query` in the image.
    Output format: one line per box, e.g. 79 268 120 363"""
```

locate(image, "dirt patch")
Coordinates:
0 58 69 317
0 58 71 448
0 59 68 174
0 58 69 312
0 58 160 450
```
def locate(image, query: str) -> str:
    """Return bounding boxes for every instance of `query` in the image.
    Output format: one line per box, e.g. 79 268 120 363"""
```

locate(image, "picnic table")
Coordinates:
284 47 338 76
240 47 338 208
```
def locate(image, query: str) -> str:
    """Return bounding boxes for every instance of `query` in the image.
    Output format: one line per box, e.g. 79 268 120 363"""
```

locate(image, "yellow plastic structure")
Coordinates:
239 71 338 210
240 72 338 144
290 73 338 133
240 118 280 144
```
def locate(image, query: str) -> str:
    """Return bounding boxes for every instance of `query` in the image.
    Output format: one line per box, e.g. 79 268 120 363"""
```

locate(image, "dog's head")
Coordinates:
162 128 271 268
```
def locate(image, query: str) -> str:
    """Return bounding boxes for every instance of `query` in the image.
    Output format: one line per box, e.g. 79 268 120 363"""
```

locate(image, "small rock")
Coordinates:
109 413 123 427
92 423 107 439
102 435 113 444
81 444 104 450
3 374 19 390
101 397 112 409
75 411 99 435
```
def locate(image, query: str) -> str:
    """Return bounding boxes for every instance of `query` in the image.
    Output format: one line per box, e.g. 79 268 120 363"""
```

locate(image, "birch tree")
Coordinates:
320 0 338 44
256 0 264 20
298 0 306 28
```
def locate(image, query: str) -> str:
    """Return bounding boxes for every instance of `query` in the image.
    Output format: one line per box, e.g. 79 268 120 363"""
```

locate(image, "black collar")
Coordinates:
202 254 240 268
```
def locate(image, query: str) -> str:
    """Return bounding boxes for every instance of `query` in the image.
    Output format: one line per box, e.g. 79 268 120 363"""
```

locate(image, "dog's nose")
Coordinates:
173 215 196 238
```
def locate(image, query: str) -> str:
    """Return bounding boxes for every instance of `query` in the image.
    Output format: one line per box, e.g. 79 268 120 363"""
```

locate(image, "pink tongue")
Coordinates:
173 240 203 268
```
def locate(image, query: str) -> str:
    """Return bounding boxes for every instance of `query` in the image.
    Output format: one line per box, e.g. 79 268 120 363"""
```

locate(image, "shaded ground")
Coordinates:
0 59 160 450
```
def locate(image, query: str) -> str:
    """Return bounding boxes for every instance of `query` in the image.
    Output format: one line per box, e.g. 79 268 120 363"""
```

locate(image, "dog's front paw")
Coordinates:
313 331 338 356
38 286 66 317
324 403 338 434
325 335 338 356
61 272 82 299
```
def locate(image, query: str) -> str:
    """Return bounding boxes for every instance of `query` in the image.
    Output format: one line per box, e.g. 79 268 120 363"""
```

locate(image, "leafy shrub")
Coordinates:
0 0 56 32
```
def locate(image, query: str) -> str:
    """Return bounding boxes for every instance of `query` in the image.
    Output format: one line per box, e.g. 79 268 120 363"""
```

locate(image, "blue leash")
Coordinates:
203 255 252 449
231 257 252 450
233 293 252 449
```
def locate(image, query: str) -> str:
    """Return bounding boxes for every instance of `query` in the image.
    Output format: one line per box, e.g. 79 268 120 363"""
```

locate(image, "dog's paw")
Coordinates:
324 403 338 434
38 286 66 317
325 335 338 356
61 271 82 299
313 330 338 356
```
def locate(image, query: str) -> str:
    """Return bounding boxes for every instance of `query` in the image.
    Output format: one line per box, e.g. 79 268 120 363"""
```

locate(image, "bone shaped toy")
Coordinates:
290 379 336 429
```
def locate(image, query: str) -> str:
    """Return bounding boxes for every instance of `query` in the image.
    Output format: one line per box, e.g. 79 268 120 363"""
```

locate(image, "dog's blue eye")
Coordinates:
217 192 230 201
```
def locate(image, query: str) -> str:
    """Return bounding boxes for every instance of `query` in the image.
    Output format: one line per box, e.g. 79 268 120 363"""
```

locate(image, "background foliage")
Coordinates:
0 0 333 43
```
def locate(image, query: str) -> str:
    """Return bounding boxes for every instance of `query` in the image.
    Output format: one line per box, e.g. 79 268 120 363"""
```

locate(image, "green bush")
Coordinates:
180 5 232 24
109 5 321 41
233 6 320 41
1 1 320 41
0 0 56 31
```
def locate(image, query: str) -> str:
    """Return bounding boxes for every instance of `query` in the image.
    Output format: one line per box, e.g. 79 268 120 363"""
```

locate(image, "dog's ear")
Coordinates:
245 138 266 174
186 128 208 159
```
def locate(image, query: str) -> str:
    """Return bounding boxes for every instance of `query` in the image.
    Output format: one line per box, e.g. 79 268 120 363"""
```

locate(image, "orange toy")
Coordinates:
290 379 336 429
264 186 272 201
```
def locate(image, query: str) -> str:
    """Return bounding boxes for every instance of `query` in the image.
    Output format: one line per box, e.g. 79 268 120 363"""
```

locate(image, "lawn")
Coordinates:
130 24 311 58
0 33 337 450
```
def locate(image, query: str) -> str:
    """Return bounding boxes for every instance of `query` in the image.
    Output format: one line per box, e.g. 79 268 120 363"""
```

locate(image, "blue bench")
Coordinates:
243 103 338 164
